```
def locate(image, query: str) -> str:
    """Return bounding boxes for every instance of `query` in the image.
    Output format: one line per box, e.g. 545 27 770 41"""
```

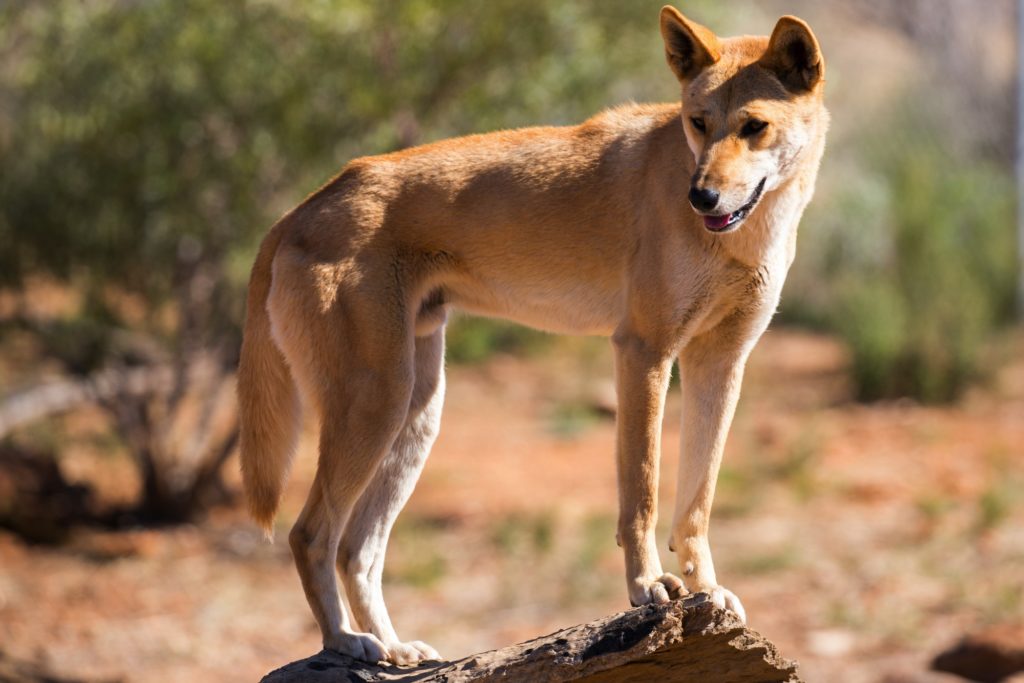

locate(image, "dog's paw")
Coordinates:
707 585 747 624
325 631 390 663
628 573 687 606
386 639 441 666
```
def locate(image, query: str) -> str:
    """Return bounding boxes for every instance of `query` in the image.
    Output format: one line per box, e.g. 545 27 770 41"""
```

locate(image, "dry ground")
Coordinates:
0 328 1022 682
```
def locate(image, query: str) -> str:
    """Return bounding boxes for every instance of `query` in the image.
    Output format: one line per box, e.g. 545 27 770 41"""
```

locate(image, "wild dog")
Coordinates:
237 5 828 665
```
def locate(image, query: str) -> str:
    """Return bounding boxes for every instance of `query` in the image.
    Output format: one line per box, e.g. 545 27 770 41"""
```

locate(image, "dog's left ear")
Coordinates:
760 16 824 93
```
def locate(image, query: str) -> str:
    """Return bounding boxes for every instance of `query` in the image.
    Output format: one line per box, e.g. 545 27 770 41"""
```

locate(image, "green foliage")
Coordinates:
445 316 553 363
547 400 604 438
0 0 684 325
734 547 800 575
384 514 450 588
834 142 1014 402
784 101 1017 404
490 512 555 556
2 0 367 342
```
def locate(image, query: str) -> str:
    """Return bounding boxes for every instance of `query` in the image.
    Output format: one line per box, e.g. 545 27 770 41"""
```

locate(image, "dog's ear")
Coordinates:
760 16 824 93
660 6 721 81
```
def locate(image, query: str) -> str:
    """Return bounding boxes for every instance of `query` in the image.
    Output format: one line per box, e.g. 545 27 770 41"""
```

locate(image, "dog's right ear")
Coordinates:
660 6 721 81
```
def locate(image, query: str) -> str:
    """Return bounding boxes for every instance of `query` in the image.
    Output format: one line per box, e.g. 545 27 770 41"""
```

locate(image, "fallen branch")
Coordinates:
0 355 239 523
0 365 174 439
261 593 801 683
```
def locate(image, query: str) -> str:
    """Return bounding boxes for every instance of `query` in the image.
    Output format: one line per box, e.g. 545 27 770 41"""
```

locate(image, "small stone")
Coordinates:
806 629 855 658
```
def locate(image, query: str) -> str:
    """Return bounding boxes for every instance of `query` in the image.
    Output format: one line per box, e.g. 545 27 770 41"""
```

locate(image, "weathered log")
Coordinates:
261 593 801 683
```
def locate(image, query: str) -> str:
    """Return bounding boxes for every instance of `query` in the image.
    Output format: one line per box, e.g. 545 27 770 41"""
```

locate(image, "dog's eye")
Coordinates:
689 117 706 133
741 119 768 137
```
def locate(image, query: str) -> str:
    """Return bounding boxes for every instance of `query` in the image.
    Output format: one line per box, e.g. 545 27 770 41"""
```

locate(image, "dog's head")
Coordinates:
660 6 827 233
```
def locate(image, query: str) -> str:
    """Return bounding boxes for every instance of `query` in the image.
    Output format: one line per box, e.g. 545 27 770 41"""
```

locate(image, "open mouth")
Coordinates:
700 178 766 233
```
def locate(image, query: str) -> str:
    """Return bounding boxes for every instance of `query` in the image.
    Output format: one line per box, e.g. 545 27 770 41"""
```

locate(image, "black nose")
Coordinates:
688 186 720 212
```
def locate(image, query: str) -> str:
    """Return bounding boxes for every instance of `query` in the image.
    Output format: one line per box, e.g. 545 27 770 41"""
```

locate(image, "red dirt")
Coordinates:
0 328 1021 682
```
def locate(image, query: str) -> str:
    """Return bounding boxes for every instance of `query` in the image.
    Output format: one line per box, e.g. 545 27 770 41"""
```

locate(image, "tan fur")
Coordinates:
238 222 300 534
237 6 828 664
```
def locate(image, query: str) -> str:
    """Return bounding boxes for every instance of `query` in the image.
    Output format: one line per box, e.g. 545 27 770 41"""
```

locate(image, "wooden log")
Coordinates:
260 593 801 683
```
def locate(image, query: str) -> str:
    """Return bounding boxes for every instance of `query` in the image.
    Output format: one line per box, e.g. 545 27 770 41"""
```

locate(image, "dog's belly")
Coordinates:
446 274 625 336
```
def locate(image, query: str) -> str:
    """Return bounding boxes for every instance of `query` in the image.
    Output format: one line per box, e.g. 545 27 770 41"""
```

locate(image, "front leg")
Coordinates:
612 330 684 606
671 331 750 621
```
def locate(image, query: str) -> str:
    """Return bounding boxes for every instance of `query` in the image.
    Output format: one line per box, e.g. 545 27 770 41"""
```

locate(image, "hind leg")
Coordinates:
339 329 445 664
274 269 416 662
288 352 414 661
289 477 390 661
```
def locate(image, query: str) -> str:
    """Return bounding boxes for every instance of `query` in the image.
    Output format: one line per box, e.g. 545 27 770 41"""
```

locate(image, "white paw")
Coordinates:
387 639 442 665
325 631 389 663
708 585 747 624
628 573 686 606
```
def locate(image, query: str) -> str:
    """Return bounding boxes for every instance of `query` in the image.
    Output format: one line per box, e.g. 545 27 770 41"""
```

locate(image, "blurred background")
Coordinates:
1 1 1022 681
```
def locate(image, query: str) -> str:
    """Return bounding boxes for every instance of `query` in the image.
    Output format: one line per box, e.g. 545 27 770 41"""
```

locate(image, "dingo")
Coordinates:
238 6 828 665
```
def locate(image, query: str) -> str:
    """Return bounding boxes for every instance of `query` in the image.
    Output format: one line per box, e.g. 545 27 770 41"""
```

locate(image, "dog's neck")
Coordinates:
715 177 804 269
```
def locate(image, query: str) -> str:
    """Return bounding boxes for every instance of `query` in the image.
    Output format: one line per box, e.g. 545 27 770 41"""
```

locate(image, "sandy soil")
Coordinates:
0 328 1021 682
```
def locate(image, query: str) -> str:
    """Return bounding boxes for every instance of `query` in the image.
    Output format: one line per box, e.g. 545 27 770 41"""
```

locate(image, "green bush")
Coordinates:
828 143 1015 402
445 316 552 364
0 0 698 334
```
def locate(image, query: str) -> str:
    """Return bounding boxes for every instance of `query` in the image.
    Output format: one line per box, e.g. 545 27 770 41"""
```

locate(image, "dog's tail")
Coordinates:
237 223 300 538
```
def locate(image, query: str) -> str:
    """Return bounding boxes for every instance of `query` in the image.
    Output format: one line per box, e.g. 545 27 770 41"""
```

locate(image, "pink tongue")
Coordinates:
703 213 732 231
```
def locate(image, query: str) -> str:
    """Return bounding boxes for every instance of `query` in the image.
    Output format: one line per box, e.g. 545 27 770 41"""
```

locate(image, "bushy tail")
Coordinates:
237 225 300 536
